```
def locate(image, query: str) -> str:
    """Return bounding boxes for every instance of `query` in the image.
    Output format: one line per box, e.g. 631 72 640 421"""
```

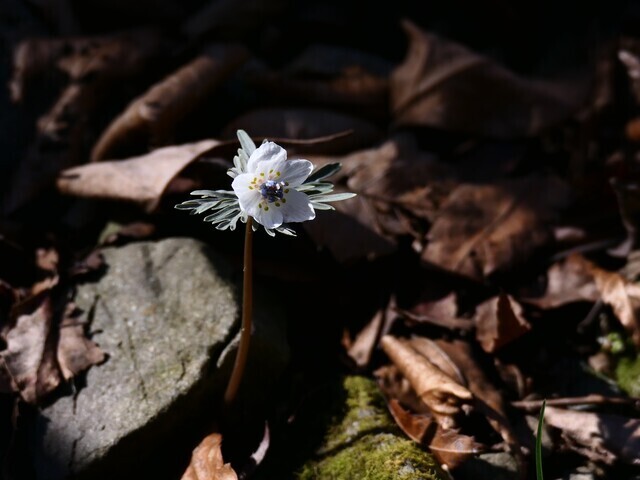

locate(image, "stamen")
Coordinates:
260 180 285 203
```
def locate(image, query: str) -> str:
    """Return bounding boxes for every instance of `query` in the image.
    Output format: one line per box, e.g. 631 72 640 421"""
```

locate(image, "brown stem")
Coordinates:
224 217 254 406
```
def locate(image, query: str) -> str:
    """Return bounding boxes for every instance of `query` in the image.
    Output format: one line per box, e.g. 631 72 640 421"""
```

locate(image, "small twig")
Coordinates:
576 298 604 333
550 238 619 263
512 394 640 412
224 217 254 405
395 307 474 331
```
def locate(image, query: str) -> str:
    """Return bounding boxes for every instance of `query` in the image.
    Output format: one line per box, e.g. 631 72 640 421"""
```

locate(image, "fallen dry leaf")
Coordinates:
304 138 455 262
6 29 168 214
347 307 385 369
475 293 532 353
588 261 640 346
248 44 390 120
391 20 588 137
619 47 640 105
1 296 59 404
428 425 484 470
522 254 600 309
544 407 640 466
57 304 105 381
387 399 483 469
406 337 466 386
91 44 249 162
11 29 165 104
422 175 571 280
523 253 640 344
99 221 157 246
608 175 640 257
435 339 521 454
57 139 219 212
387 398 433 443
68 250 106 279
303 193 397 262
0 281 18 338
375 365 430 415
380 335 472 427
181 432 238 480
400 293 473 331
221 108 382 155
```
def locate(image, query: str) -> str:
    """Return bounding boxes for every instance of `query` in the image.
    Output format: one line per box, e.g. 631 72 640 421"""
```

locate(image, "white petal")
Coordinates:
277 159 313 187
232 173 262 218
246 141 287 172
255 203 284 229
281 189 315 223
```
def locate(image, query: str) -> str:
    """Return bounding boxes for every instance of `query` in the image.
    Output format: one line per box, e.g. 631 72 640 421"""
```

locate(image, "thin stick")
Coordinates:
512 394 639 411
224 217 254 406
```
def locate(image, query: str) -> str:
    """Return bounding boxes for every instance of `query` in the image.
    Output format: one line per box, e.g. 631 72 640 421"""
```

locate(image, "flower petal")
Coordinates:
281 188 316 223
246 141 287 172
256 204 284 229
272 159 313 187
232 173 262 218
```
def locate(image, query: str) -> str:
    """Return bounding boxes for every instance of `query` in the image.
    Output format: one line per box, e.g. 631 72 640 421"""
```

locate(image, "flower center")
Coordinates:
260 180 285 203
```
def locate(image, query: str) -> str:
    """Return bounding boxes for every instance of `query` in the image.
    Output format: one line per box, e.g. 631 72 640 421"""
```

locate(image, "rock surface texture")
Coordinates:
33 237 288 480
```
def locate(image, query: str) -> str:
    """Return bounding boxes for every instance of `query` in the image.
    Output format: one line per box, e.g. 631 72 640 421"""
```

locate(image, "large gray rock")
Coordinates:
33 237 288 480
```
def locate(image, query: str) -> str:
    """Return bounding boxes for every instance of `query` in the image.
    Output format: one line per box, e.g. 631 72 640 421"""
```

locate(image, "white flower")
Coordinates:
231 142 315 229
175 130 355 236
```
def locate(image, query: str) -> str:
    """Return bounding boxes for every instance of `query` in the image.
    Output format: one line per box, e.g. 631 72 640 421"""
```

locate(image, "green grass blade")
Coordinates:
535 400 546 480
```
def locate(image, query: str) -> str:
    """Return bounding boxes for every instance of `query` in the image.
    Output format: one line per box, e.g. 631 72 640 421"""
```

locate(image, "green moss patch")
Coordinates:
615 354 640 397
255 376 446 480
299 431 443 480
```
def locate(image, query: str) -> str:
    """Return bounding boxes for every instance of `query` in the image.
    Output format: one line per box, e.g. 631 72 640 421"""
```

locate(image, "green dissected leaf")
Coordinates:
305 163 342 183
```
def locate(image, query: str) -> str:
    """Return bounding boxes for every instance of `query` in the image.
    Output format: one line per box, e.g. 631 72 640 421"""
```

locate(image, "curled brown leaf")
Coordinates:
181 432 238 480
92 44 249 162
380 335 472 425
387 399 483 469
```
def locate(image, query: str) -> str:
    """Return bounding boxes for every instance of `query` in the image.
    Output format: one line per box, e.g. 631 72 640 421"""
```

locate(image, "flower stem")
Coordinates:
224 217 254 406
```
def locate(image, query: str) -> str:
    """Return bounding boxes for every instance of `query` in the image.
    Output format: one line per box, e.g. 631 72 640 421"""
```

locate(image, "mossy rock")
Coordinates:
258 376 446 480
615 354 640 397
